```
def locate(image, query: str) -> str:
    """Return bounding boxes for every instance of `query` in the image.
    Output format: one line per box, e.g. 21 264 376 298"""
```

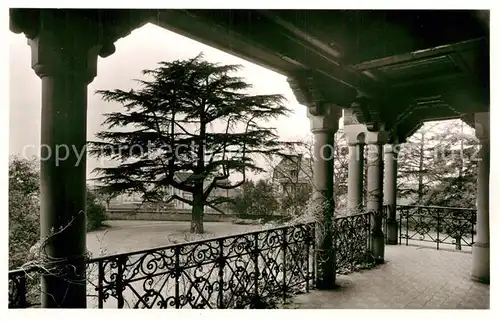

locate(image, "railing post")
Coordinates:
116 257 125 309
405 208 409 246
436 209 440 250
16 273 28 308
309 224 315 291
218 239 225 309
367 212 372 255
398 207 402 245
98 261 104 309
253 233 260 307
305 225 309 292
282 227 287 301
471 210 475 245
175 246 180 309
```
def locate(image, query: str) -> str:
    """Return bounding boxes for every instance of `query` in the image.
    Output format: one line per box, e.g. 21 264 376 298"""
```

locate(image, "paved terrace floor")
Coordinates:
285 245 489 309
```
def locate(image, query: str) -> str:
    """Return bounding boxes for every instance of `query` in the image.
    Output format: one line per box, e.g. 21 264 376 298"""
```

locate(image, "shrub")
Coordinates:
86 188 107 230
8 156 40 269
9 156 109 269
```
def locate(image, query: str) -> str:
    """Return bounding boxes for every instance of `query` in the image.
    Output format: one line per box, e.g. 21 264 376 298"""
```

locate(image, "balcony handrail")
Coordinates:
397 204 476 212
86 219 315 263
86 211 375 264
8 265 40 275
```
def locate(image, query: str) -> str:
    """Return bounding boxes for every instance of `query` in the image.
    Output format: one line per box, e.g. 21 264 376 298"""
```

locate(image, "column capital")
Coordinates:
307 103 342 134
12 9 137 82
365 130 389 145
29 32 102 82
474 112 490 144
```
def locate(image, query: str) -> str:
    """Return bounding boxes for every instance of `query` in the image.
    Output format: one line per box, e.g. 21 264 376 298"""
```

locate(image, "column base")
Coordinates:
471 242 490 284
315 272 337 290
314 248 337 290
372 233 385 264
315 280 339 290
386 219 398 245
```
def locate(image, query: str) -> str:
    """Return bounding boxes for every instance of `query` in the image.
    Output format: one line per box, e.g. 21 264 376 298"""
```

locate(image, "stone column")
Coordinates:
308 104 341 290
25 14 110 308
471 112 489 284
346 134 365 213
366 130 388 263
384 143 398 244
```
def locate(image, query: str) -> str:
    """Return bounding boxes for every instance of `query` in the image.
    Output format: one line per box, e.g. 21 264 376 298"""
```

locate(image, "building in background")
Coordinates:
272 154 313 196
272 154 313 216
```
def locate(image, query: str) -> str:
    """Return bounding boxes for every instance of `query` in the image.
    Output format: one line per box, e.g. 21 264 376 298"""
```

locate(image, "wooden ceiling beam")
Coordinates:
198 10 381 97
351 37 486 72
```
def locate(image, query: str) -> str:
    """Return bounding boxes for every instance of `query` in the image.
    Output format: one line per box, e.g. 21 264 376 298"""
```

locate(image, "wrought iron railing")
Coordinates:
8 267 40 308
9 211 379 309
396 205 476 251
334 212 376 274
85 222 315 309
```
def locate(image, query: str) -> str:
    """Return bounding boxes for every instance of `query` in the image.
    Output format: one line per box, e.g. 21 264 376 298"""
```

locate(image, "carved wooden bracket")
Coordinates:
287 70 325 115
349 94 383 131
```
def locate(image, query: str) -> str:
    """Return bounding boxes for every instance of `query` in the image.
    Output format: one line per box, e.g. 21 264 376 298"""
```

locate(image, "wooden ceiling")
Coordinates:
10 9 489 140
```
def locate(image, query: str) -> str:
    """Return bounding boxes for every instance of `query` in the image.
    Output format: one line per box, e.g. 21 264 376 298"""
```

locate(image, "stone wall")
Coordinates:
106 209 234 222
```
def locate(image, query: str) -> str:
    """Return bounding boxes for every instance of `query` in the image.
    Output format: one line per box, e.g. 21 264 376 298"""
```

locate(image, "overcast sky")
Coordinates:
9 23 315 180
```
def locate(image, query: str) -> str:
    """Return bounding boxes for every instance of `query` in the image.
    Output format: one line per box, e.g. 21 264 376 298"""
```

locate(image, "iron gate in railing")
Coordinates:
9 211 380 309
396 205 476 251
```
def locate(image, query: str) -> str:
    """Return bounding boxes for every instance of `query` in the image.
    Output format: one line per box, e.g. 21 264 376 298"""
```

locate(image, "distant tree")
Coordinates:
396 120 477 205
231 180 279 218
9 156 40 269
281 184 313 217
89 53 293 233
397 122 443 203
421 120 478 208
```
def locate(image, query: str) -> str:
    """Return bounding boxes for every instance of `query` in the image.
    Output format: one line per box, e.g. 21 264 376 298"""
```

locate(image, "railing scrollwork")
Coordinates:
396 205 476 251
9 211 380 309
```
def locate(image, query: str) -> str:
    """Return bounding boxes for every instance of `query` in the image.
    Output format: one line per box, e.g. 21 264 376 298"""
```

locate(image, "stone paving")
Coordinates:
285 245 489 309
